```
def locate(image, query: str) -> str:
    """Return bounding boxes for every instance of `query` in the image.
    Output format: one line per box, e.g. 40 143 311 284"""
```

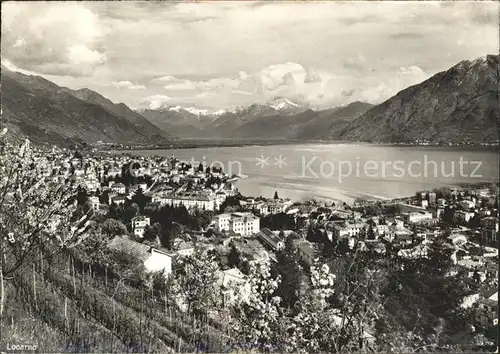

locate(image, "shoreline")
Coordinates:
102 140 500 152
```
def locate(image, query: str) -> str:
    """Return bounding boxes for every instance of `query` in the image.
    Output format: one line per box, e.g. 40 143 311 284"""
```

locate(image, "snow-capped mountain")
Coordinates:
138 98 302 117
139 104 239 117
267 98 301 111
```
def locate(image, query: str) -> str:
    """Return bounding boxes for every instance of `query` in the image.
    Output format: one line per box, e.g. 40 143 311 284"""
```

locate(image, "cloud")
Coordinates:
68 44 107 66
304 69 322 83
195 91 216 99
139 94 172 109
2 1 497 109
398 66 426 79
328 65 429 105
111 80 146 90
258 62 305 90
232 89 253 96
150 75 184 84
1 58 38 76
343 54 367 71
1 2 107 77
13 38 26 48
150 75 240 91
129 85 147 90
150 61 430 110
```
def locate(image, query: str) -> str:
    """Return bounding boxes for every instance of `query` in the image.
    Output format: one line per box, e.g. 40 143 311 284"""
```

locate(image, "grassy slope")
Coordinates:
1 247 227 353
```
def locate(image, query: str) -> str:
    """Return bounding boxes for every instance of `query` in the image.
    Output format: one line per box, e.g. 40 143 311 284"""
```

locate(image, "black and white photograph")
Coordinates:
0 1 499 352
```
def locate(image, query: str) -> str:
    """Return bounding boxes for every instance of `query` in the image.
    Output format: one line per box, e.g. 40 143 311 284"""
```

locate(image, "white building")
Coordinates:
404 211 433 224
111 182 126 195
216 212 260 236
375 224 391 238
132 215 150 229
267 200 291 215
132 215 150 238
107 169 121 178
108 236 173 277
334 222 367 238
244 201 269 216
217 268 250 306
112 195 127 206
84 178 100 192
89 196 100 211
152 191 216 211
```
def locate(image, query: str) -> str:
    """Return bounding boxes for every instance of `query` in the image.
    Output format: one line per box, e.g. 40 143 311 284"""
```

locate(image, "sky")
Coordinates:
1 1 498 111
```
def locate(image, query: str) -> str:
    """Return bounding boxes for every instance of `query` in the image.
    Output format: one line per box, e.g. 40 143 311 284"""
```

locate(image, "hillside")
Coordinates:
292 101 374 140
337 54 499 143
1 68 171 148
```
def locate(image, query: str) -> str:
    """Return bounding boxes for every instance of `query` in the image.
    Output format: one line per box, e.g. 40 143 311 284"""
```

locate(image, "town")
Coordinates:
1 139 498 352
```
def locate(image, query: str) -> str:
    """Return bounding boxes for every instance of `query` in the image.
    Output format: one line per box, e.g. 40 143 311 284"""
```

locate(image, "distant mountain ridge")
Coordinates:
336 54 499 143
139 98 374 140
138 97 311 139
1 68 171 147
2 54 496 146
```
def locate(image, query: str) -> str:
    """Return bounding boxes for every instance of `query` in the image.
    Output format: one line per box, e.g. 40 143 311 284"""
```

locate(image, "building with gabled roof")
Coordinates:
108 236 173 277
257 228 284 251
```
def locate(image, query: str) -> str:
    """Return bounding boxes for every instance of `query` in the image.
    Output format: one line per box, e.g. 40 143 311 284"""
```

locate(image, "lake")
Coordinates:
122 144 499 203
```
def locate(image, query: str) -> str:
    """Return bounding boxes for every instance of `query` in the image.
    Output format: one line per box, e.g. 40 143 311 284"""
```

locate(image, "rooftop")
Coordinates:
258 228 284 247
217 267 247 289
108 236 152 262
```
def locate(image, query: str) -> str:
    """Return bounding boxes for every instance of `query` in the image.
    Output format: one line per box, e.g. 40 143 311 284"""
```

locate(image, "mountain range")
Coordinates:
138 98 373 140
1 54 498 147
1 67 170 147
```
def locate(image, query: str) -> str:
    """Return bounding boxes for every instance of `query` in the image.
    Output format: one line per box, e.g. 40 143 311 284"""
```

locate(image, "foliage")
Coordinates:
131 188 149 212
433 187 453 200
160 222 182 249
282 262 339 353
176 250 221 318
383 240 470 345
144 222 161 243
230 259 282 351
101 218 128 239
219 195 241 213
0 135 95 332
367 224 376 240
227 243 241 269
145 204 213 232
274 236 306 309
262 212 296 231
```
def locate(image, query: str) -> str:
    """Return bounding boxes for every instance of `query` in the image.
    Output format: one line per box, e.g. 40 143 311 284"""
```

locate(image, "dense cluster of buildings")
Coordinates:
317 187 499 331
12 145 498 337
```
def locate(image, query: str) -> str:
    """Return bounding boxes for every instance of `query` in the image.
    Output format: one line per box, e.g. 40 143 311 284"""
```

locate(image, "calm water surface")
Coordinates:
122 144 499 203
